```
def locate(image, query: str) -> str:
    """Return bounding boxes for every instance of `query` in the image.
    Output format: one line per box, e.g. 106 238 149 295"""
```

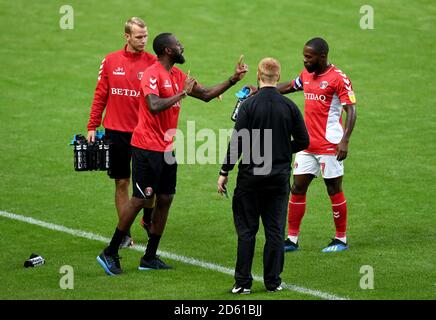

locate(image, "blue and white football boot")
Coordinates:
321 238 349 253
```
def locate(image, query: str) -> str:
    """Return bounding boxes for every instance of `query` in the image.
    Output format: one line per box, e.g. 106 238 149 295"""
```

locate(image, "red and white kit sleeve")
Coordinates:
142 69 161 98
334 69 357 105
87 57 109 131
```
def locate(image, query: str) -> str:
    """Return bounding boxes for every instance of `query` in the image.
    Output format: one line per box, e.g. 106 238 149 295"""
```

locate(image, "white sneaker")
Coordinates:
231 285 251 294
267 285 283 292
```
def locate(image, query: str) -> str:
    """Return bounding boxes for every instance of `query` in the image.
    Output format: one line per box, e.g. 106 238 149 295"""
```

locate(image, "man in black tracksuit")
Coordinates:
218 57 309 294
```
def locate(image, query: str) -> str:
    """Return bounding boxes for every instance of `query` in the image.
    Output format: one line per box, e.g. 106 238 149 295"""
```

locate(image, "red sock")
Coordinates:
288 194 306 237
330 192 347 239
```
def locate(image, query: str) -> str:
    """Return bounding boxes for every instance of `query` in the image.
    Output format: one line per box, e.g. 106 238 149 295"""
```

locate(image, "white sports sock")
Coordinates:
336 236 347 244
288 235 298 244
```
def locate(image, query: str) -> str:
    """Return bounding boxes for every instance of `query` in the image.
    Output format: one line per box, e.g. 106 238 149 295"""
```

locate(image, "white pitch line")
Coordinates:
0 210 348 300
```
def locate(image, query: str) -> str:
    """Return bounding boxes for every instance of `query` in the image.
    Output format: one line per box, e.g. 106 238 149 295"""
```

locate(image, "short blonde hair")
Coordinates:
258 57 281 84
124 17 146 34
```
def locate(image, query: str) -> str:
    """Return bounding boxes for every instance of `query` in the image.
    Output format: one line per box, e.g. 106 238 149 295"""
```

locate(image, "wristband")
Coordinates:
228 77 237 86
219 169 229 176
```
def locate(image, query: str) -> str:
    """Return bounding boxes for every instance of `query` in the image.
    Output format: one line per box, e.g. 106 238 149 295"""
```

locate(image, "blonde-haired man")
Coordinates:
218 57 309 293
87 17 156 248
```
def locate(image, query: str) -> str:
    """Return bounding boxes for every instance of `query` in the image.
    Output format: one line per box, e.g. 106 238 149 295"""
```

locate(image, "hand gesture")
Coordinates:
184 71 196 95
230 54 248 83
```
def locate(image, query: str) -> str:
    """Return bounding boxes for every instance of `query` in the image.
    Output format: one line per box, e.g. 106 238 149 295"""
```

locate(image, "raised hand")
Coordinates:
231 54 248 83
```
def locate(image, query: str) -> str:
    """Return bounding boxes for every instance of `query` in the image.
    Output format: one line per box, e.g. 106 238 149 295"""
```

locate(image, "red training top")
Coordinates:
131 61 187 152
87 45 157 133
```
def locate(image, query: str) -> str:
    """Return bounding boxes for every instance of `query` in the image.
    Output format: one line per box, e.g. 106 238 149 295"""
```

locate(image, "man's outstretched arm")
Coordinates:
277 81 298 94
189 60 248 102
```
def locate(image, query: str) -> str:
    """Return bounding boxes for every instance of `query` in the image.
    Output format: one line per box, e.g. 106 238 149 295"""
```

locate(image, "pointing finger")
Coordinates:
238 54 244 65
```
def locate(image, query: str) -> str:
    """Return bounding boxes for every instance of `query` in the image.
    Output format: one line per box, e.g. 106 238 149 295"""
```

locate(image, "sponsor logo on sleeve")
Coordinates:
348 90 356 103
164 79 172 88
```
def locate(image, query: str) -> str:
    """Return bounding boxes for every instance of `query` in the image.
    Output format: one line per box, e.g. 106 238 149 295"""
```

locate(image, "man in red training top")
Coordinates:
87 17 156 248
96 32 248 275
278 37 357 253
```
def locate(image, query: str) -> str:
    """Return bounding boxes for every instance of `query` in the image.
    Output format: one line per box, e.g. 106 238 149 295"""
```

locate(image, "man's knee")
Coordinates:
129 196 147 211
324 177 343 195
156 194 174 208
326 184 342 195
291 182 308 194
291 175 313 194
238 230 257 242
115 178 130 191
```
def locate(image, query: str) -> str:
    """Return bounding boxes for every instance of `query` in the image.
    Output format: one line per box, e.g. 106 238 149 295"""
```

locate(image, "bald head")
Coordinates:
257 57 281 86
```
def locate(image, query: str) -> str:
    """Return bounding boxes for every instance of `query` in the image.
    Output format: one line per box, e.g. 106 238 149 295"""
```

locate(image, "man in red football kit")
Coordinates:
278 37 357 253
96 32 248 275
87 17 157 248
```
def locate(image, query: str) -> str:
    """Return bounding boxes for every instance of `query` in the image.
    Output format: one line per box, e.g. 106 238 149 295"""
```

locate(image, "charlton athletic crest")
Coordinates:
145 187 153 197
319 81 329 89
137 72 144 80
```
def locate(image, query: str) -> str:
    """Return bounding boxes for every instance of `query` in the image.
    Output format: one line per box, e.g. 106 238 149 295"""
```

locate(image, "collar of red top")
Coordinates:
156 60 177 74
122 44 145 58
316 64 335 77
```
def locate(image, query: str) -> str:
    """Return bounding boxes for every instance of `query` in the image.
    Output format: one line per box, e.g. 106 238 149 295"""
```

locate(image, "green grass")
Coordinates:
0 0 435 300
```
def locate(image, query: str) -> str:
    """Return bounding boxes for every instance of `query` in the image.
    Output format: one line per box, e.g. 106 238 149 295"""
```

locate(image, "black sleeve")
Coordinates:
221 102 249 172
289 104 310 153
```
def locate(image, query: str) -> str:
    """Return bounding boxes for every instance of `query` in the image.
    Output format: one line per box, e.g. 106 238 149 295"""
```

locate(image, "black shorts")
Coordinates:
132 147 177 198
105 128 133 179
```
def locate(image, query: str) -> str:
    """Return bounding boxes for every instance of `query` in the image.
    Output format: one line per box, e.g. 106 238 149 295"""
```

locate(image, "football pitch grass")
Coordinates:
0 0 435 300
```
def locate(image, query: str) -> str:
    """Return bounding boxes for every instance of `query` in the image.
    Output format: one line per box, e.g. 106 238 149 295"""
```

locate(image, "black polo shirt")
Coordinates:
222 86 309 191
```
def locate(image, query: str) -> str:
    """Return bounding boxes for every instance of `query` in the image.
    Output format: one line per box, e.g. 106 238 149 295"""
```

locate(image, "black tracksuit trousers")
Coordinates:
232 185 289 290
